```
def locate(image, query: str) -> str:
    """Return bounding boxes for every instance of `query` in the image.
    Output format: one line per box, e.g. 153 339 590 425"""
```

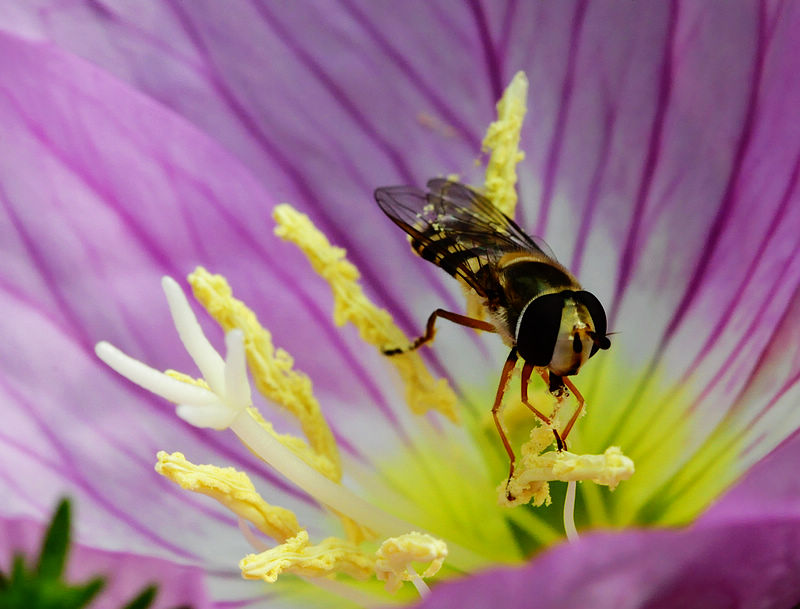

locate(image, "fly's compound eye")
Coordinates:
515 293 566 366
574 290 610 356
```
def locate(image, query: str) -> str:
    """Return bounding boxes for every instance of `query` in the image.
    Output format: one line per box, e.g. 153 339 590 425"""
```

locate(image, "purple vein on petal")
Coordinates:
533 0 587 237
0 186 92 349
497 0 520 63
0 378 201 561
337 0 482 150
657 0 767 345
82 0 204 72
731 280 800 425
250 0 417 184
3 95 179 281
0 459 41 516
608 0 677 328
467 0 503 102
748 368 800 438
682 150 800 402
570 104 617 277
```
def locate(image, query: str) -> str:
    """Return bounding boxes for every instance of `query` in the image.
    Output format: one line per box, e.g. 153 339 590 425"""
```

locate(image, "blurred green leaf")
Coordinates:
121 584 157 609
36 499 71 580
0 498 177 609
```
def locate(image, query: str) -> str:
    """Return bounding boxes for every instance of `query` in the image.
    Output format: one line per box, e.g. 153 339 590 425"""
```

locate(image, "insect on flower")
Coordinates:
375 179 611 486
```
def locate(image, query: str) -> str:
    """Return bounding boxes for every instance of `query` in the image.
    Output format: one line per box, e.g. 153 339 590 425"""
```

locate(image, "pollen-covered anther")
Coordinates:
375 532 448 594
481 70 528 219
239 530 375 583
272 203 458 422
155 451 301 543
467 70 528 323
501 439 635 507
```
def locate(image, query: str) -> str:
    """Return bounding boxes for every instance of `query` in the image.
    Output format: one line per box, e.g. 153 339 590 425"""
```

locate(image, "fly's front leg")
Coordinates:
520 363 554 427
534 369 567 451
492 349 519 499
382 308 496 355
560 377 585 444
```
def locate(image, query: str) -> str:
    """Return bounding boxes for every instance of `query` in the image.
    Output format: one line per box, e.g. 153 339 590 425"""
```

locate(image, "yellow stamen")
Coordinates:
155 451 301 543
240 530 375 583
501 430 635 507
466 71 529 323
482 70 528 219
375 532 448 594
273 204 458 422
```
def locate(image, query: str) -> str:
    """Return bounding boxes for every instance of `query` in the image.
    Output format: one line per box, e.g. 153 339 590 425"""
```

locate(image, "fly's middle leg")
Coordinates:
382 308 496 355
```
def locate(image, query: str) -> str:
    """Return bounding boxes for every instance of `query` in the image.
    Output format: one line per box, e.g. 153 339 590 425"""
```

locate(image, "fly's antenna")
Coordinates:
588 331 613 350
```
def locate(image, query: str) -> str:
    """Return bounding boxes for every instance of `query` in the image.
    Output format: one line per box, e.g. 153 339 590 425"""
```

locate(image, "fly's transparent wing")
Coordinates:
374 179 556 298
426 179 557 260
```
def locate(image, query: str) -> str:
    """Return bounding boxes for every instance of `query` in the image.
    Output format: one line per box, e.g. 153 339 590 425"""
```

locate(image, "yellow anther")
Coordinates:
273 204 458 422
240 530 375 583
548 447 635 489
188 267 341 479
375 532 448 593
155 451 301 543
501 436 635 507
482 70 528 219
466 72 529 324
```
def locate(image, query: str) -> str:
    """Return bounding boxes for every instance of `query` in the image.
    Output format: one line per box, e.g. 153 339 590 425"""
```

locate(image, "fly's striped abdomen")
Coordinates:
412 233 489 279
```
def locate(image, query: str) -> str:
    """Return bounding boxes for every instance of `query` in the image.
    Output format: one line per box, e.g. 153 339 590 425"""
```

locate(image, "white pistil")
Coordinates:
563 481 578 542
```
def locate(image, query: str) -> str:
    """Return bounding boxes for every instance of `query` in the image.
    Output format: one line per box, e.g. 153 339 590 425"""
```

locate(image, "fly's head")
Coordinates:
515 290 611 378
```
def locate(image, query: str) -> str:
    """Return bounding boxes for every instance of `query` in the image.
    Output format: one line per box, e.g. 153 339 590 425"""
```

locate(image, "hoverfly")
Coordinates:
374 179 611 483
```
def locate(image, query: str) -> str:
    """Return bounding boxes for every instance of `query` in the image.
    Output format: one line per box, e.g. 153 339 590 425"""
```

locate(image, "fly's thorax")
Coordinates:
514 290 609 376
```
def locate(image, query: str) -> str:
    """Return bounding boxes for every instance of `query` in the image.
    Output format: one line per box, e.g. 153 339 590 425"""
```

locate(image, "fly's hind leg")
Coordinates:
382 308 496 355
